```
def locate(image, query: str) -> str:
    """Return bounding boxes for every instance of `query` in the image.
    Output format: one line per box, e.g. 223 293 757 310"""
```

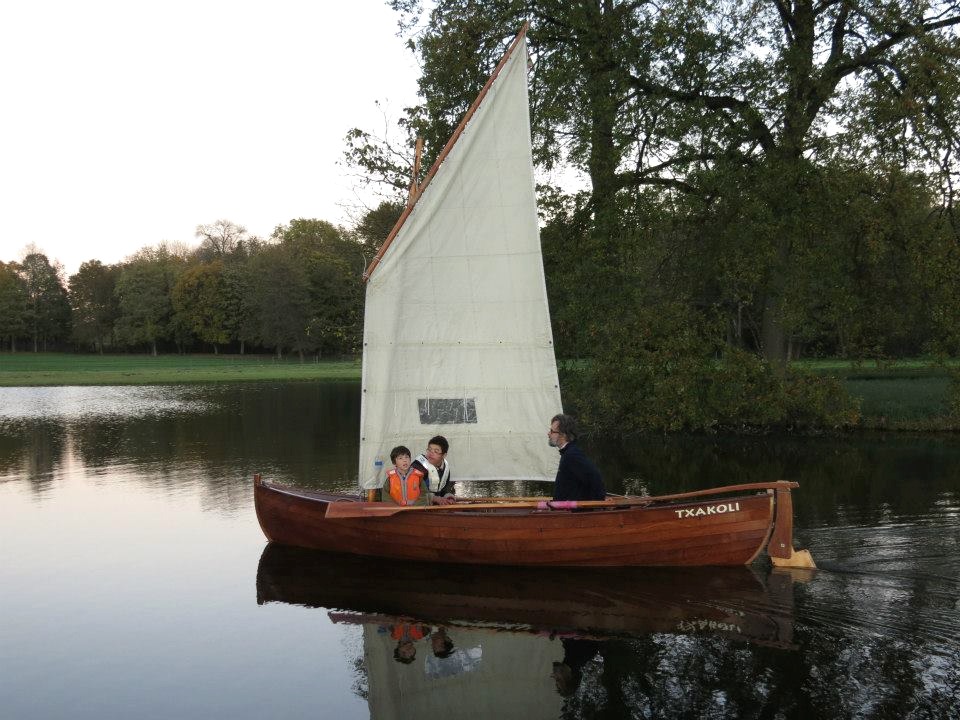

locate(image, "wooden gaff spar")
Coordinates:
252 24 815 570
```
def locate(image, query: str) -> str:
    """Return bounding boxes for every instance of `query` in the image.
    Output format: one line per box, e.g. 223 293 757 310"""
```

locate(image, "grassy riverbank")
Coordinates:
797 359 958 430
0 353 361 386
3 353 956 431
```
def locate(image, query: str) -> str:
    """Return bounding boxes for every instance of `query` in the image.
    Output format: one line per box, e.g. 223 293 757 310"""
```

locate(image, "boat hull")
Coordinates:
254 478 785 567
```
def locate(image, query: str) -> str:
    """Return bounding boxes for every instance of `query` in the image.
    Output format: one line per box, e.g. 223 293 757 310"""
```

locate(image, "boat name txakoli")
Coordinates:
674 502 740 519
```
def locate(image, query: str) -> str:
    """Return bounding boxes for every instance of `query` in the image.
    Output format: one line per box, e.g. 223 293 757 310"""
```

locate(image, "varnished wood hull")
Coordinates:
253 477 802 567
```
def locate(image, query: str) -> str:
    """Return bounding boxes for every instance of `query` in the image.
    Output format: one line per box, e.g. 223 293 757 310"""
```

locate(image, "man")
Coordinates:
411 435 456 505
548 414 606 501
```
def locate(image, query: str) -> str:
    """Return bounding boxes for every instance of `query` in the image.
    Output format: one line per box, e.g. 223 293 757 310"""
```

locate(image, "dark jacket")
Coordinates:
552 441 606 501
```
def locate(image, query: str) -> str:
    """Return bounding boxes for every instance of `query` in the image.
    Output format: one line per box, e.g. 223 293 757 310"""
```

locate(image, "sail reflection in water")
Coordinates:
256 545 801 716
356 623 559 718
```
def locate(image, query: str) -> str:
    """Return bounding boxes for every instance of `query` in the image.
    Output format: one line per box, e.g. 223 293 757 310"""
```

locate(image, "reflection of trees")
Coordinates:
0 424 26 477
340 622 959 718
350 655 368 702
557 637 798 718
2 382 359 513
795 557 960 719
0 421 66 495
588 434 960 529
9 388 960 524
797 632 959 718
552 630 958 718
66 383 361 513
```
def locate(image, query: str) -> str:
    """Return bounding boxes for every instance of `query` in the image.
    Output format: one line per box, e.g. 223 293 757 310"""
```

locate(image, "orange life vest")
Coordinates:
387 467 425 506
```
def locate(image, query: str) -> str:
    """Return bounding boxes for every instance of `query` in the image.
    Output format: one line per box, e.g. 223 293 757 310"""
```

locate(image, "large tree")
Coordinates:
354 200 405 255
220 259 259 355
69 260 120 353
246 244 313 359
273 219 367 357
195 219 251 260
171 260 233 353
18 252 71 352
0 261 29 352
364 0 960 365
114 248 182 355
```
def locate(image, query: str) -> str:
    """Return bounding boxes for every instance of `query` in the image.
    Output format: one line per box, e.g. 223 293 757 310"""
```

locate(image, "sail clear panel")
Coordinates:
359 36 562 488
417 398 478 425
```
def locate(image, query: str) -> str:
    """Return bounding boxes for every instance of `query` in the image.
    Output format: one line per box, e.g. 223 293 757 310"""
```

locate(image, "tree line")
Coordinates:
0 217 395 359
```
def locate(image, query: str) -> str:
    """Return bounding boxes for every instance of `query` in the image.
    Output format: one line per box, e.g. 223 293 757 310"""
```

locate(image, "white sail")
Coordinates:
360 33 562 489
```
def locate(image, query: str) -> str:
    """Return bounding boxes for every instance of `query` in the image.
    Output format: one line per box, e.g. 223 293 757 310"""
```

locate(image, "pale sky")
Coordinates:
0 0 421 277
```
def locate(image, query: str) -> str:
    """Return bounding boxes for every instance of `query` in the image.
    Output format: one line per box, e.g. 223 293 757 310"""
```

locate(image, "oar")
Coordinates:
323 481 797 519
325 499 570 518
324 500 587 518
329 495 549 514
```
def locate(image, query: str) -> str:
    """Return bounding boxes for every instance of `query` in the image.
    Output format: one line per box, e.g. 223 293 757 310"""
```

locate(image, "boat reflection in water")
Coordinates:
256 544 803 716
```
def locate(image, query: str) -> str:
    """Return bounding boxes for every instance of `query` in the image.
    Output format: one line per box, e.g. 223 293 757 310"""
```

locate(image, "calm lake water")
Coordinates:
1 382 958 719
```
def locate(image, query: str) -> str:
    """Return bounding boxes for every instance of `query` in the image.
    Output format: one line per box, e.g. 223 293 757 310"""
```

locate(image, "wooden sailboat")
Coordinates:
253 25 815 570
255 476 813 567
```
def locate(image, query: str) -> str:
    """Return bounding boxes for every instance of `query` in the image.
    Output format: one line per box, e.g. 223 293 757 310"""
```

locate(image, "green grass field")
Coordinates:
793 358 960 373
796 359 957 428
846 375 951 422
0 353 361 386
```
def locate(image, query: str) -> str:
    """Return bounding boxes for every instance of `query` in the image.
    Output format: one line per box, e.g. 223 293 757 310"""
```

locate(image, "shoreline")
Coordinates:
3 352 956 432
0 353 361 387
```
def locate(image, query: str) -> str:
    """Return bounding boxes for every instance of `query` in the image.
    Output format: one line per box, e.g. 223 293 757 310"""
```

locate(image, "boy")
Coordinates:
382 445 429 506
